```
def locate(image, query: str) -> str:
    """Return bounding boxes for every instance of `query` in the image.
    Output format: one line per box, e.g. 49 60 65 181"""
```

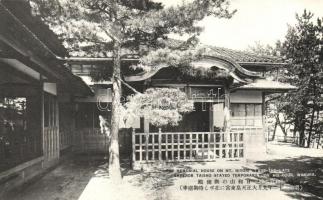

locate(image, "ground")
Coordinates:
5 155 104 200
6 142 323 200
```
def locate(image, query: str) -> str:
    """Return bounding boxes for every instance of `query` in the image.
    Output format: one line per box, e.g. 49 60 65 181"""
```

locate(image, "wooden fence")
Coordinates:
43 126 59 161
59 128 74 151
132 129 245 164
73 128 132 155
74 128 109 153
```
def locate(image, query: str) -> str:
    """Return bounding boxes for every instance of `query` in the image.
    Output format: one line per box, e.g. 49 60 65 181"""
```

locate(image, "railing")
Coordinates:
132 130 245 163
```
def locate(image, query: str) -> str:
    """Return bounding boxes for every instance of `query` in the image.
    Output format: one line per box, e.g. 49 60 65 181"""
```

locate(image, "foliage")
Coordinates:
280 10 323 147
123 88 194 127
30 0 237 178
248 11 323 146
30 0 236 57
246 41 281 57
29 0 236 128
256 10 323 146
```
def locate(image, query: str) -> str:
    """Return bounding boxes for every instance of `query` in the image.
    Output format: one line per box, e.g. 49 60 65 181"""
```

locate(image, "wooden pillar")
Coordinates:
224 84 231 132
144 118 150 133
71 97 77 150
132 128 136 165
143 79 150 134
56 97 60 159
262 92 266 131
224 84 230 110
262 92 268 152
209 104 214 132
40 76 45 160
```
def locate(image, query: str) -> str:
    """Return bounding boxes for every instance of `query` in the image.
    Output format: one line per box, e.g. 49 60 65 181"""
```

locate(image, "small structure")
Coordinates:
0 1 92 196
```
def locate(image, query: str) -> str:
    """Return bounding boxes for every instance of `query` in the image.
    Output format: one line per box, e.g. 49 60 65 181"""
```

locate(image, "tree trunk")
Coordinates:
316 110 320 149
276 115 287 142
307 77 317 148
109 41 122 181
299 117 306 147
293 119 298 144
307 107 315 148
271 120 278 141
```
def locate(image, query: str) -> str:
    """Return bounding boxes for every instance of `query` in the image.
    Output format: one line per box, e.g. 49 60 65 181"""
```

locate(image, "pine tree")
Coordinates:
281 10 323 147
30 0 236 180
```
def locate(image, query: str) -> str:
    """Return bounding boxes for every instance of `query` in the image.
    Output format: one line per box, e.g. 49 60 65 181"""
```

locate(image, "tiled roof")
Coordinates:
1 1 283 65
237 79 296 91
1 0 67 57
69 45 284 65
0 2 93 96
165 39 285 64
204 46 284 64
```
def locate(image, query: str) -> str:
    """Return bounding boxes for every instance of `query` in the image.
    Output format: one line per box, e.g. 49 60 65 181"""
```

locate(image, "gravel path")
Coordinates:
5 142 323 200
6 156 104 200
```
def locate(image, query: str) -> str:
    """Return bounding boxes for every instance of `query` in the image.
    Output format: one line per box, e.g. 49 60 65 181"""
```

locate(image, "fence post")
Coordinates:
231 131 234 158
145 132 149 161
201 133 204 159
243 127 247 162
166 133 168 161
183 133 186 160
132 128 135 166
219 132 223 159
139 131 142 162
152 132 155 160
171 133 174 161
208 132 211 160
177 133 180 160
189 132 193 161
158 128 162 161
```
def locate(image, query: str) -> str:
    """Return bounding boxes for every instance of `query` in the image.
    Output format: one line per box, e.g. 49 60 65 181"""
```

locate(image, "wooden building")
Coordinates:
67 48 296 169
0 1 92 196
0 0 297 188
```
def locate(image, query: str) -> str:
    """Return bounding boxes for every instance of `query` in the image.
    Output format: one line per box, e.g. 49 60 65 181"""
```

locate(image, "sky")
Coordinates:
157 0 323 50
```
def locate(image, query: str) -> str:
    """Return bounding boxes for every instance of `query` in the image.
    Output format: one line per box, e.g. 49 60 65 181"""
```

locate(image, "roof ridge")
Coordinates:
68 39 284 64
201 44 282 63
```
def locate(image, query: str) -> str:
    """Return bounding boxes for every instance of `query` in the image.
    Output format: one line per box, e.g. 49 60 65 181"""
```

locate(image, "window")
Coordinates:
71 64 82 74
0 95 41 172
231 103 262 126
75 103 111 129
0 97 27 133
82 64 93 74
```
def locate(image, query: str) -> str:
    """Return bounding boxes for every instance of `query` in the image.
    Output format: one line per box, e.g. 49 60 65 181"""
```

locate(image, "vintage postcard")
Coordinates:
0 0 322 199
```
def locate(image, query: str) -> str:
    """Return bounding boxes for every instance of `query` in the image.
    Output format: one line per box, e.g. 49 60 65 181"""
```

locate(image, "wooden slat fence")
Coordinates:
132 129 245 164
59 128 74 150
74 128 109 153
43 127 59 161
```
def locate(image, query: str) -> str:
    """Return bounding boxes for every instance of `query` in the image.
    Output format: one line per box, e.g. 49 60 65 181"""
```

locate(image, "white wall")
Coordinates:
44 82 57 95
230 90 262 103
75 88 112 102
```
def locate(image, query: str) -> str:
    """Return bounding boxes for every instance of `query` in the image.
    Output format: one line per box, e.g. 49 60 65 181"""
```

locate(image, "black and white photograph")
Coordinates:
0 0 323 199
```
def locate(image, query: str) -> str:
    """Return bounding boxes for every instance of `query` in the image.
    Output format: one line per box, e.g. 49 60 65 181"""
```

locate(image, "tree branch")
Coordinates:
115 76 141 94
101 26 121 43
